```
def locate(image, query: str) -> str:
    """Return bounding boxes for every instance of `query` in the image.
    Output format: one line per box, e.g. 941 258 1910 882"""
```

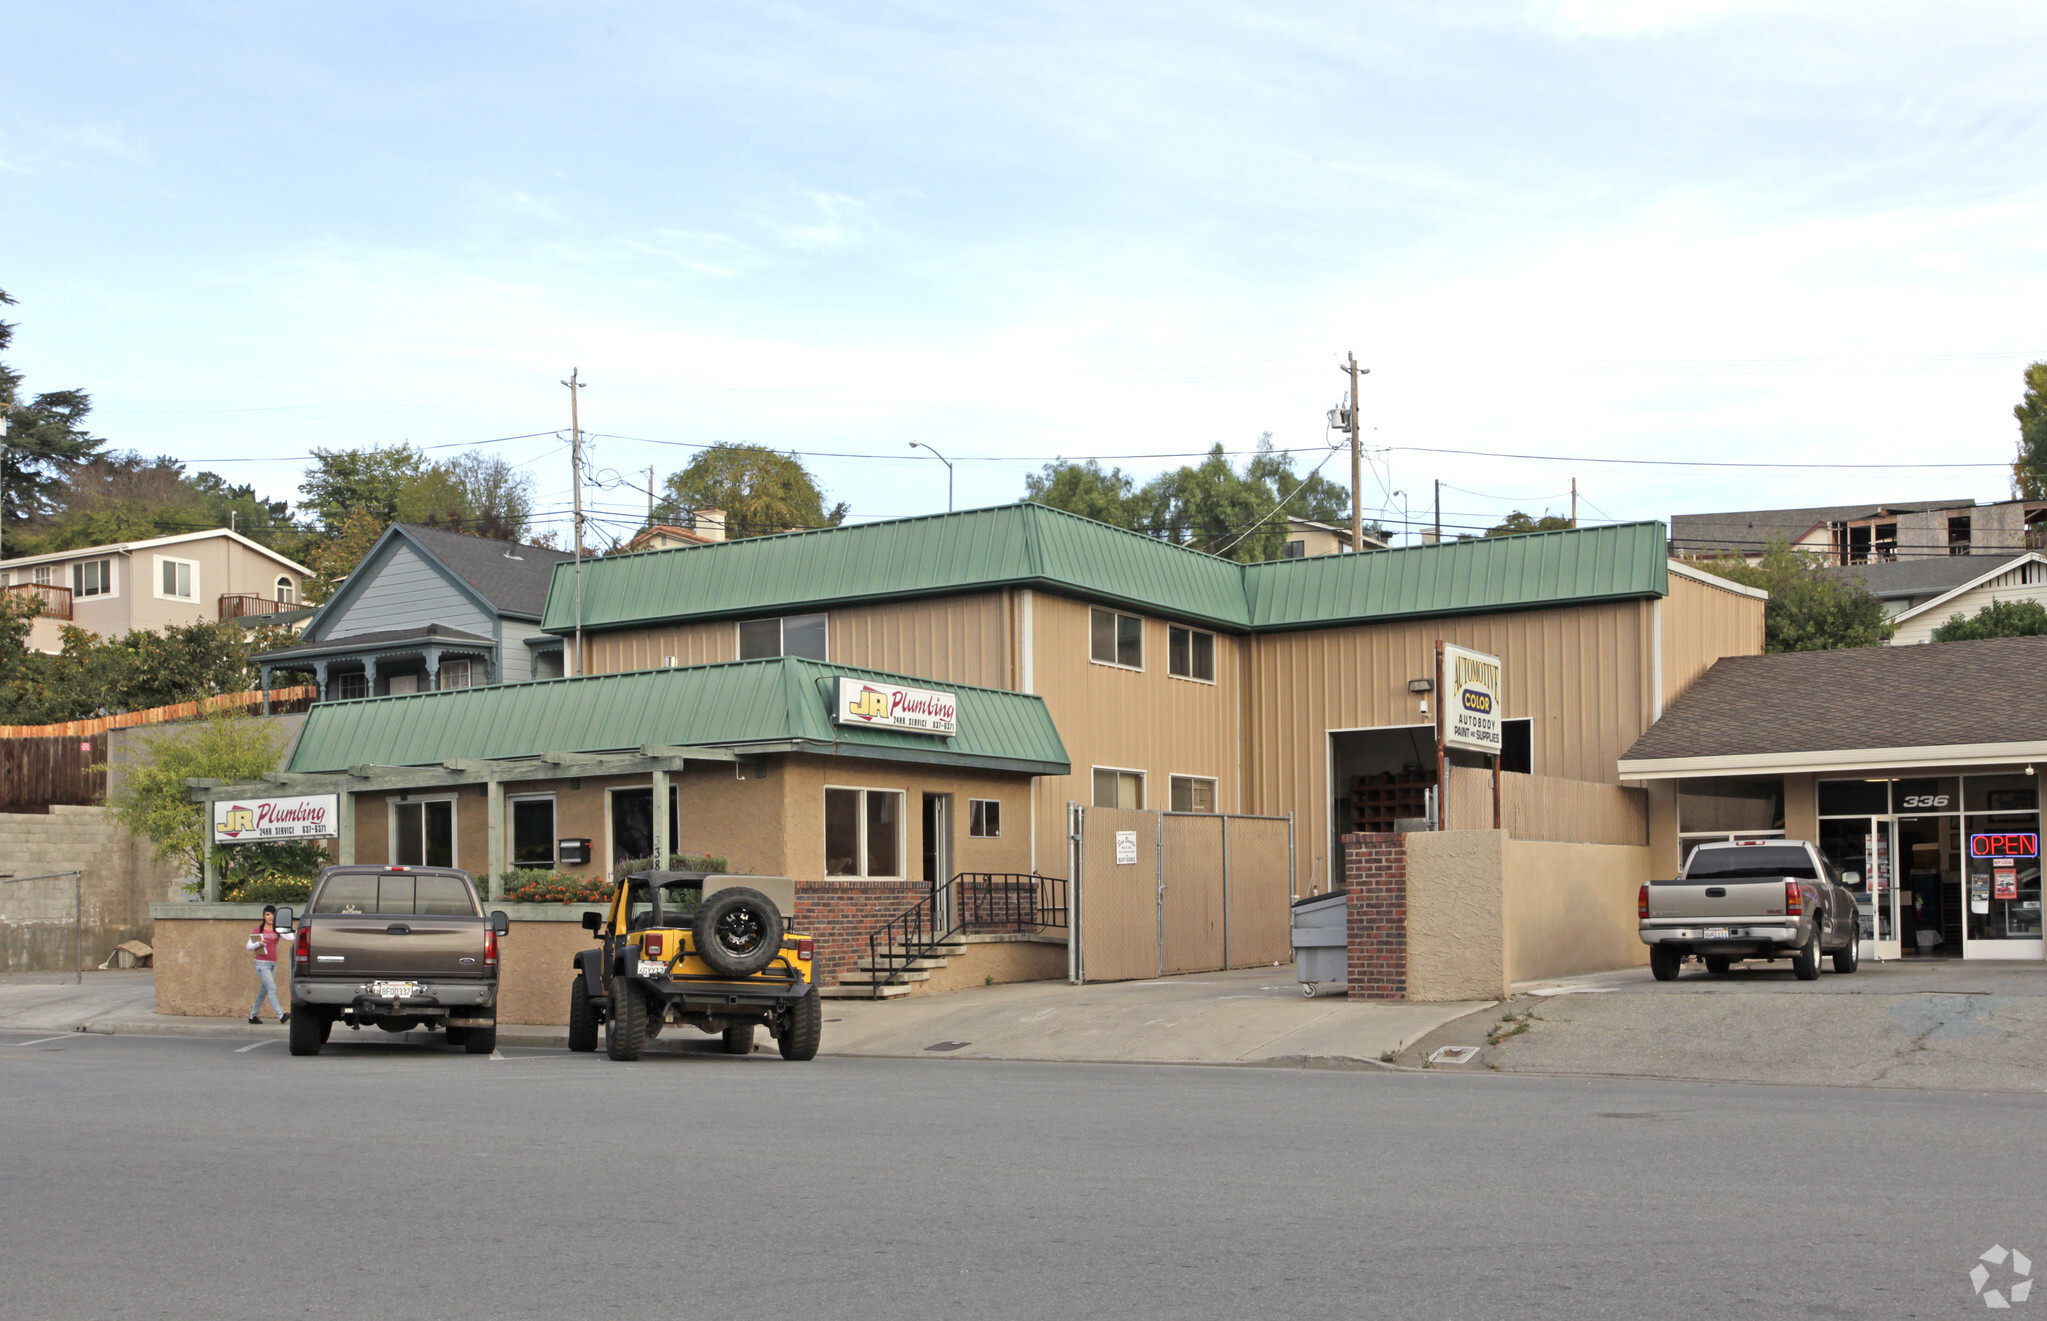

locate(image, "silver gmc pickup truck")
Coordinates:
1638 839 1859 982
280 864 510 1056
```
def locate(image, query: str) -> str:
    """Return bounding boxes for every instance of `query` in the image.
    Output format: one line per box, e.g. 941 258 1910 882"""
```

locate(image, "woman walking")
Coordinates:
247 905 290 1025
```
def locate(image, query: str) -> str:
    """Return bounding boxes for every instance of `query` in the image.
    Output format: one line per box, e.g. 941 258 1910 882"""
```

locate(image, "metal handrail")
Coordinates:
866 872 1067 999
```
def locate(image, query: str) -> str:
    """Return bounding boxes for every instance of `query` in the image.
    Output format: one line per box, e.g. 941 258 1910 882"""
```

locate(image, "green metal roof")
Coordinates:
286 657 1070 776
543 504 1671 636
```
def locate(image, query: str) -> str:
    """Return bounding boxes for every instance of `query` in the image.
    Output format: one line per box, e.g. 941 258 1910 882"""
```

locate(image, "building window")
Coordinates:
391 797 456 868
33 565 51 585
968 799 1001 838
824 787 904 877
439 659 473 689
1949 516 1972 555
1092 767 1144 809
156 556 197 600
1167 626 1216 682
72 559 113 598
1500 718 1533 775
1282 540 1306 559
388 673 420 696
1169 775 1217 813
739 612 828 661
1089 608 1143 669
510 795 557 868
533 650 564 680
335 672 368 700
609 784 681 866
275 576 296 604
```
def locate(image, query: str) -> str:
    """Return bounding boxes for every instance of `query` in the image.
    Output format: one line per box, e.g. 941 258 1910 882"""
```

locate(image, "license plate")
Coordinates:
1703 928 1730 940
370 981 422 999
636 960 668 978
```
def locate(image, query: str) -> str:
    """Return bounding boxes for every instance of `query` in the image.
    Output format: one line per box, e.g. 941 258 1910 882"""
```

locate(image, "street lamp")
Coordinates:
908 441 954 513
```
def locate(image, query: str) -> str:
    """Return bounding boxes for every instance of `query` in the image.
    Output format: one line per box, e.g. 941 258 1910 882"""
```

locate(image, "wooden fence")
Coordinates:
0 686 314 813
1445 766 1648 847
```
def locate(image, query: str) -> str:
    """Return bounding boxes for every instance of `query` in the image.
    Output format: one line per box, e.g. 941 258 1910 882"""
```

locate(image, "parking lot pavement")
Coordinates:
0 971 160 1033
1479 959 2047 1090
821 967 1489 1066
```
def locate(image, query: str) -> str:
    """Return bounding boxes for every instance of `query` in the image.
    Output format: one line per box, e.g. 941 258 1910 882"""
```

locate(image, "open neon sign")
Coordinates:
1969 833 2040 859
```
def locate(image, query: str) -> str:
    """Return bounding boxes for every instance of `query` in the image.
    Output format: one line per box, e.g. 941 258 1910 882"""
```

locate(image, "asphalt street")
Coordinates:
2 1029 2040 1319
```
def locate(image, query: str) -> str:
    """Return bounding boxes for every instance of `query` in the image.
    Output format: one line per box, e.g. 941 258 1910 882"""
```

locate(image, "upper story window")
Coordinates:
72 559 113 597
1282 540 1306 559
739 612 828 661
275 576 296 604
156 556 197 600
32 565 52 585
1167 626 1215 682
1089 608 1143 669
1092 767 1144 810
1169 775 1217 813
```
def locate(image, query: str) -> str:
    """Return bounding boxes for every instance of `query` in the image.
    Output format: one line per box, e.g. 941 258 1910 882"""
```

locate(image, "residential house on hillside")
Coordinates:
1674 498 2046 565
1819 554 2034 619
0 528 311 654
1880 553 2047 645
254 523 575 702
625 508 727 553
1280 518 1388 558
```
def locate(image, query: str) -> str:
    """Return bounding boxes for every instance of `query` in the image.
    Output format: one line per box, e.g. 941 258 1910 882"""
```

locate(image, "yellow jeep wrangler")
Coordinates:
569 871 821 1062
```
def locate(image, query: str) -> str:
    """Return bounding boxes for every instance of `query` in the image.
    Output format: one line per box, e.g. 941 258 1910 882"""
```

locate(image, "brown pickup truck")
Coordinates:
281 864 510 1056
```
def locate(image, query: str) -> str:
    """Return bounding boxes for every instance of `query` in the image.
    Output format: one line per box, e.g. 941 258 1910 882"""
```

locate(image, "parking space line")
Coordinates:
11 1035 76 1047
235 1039 279 1053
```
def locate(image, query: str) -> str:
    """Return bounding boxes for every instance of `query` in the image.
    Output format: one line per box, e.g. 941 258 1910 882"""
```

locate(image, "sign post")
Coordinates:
1438 643 1505 833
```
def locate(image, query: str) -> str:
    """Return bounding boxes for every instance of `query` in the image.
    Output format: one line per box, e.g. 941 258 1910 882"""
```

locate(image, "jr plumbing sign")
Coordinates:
1441 643 1503 756
833 678 958 737
212 795 339 843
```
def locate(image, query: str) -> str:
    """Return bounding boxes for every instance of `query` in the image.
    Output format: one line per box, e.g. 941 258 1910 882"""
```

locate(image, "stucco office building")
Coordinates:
535 503 1764 894
1621 636 2047 961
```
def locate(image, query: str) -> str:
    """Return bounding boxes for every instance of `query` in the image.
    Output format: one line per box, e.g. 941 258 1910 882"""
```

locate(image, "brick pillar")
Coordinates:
1344 831 1408 1000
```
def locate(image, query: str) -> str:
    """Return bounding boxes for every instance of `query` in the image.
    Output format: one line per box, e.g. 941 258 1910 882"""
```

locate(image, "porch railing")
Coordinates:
2 581 72 621
865 872 1067 998
219 593 293 620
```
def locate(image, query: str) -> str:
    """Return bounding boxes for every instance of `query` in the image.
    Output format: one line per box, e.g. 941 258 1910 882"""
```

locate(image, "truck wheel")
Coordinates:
692 888 786 978
1792 931 1822 981
1704 955 1732 976
606 985 648 1062
318 1015 333 1043
1832 938 1859 975
778 988 822 1061
1649 945 1682 982
288 1008 325 1057
567 981 599 1053
463 1022 496 1054
444 1026 469 1048
721 1023 755 1055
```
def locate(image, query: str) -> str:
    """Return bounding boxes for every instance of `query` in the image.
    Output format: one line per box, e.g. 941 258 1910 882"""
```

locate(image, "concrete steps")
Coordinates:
822 932 1069 1000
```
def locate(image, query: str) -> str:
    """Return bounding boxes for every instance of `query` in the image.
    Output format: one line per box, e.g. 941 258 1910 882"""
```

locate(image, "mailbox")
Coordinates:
557 837 592 867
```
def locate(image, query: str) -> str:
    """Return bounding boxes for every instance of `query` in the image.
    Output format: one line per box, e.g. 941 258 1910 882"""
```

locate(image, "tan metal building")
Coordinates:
543 504 1765 894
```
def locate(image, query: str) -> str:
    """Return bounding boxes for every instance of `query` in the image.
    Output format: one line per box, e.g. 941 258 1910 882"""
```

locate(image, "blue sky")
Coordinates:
3 0 2045 547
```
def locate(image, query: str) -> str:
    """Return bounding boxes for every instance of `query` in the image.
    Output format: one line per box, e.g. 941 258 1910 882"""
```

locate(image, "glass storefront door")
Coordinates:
1821 816 1898 960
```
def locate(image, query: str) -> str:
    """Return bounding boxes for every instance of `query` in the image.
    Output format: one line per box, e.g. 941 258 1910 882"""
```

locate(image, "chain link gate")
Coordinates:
1066 803 1295 983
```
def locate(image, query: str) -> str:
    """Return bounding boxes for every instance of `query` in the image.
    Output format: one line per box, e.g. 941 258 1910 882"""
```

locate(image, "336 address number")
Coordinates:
1901 795 1950 809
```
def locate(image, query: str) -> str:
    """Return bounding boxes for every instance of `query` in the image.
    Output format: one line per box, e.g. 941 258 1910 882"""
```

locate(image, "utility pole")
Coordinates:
1433 478 1441 545
562 368 586 675
1341 354 1368 553
1571 478 1578 528
647 466 656 528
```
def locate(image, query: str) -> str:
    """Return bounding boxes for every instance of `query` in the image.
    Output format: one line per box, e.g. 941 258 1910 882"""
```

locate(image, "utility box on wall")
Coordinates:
557 838 592 867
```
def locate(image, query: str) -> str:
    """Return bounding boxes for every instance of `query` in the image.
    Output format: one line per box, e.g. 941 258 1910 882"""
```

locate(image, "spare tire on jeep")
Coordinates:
692 887 786 977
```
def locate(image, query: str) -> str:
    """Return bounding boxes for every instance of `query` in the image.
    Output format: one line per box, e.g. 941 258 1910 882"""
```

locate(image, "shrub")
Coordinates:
500 870 613 905
611 852 728 882
221 874 315 904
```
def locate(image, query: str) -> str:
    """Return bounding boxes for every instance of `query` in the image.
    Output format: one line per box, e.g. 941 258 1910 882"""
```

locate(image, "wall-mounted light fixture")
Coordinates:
1408 678 1434 693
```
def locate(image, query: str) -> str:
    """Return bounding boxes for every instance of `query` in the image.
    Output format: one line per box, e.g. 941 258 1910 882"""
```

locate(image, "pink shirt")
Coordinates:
247 927 282 964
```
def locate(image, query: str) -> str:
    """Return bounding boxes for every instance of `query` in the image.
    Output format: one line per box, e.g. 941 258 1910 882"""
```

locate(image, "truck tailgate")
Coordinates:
305 918 488 979
1645 879 1790 920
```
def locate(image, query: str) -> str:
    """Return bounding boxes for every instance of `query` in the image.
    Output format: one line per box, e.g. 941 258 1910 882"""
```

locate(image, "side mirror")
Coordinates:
274 908 295 933
580 910 603 932
491 910 510 936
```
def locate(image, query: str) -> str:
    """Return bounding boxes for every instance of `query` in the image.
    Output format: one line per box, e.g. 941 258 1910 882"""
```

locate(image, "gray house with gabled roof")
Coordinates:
255 523 576 704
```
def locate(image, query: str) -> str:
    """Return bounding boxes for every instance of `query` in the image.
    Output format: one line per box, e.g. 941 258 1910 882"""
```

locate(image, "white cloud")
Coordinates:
1524 0 1785 38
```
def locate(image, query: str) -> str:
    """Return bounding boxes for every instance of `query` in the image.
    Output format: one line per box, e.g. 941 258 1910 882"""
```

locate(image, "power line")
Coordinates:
1392 445 2015 470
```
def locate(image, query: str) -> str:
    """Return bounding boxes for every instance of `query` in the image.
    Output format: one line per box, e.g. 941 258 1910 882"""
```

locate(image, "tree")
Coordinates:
437 451 534 541
107 714 301 884
293 508 389 605
2014 362 2047 500
1023 459 1140 526
0 616 295 725
652 443 846 538
299 444 427 532
6 452 299 556
1930 599 2047 643
0 287 107 529
1691 536 1895 652
1486 511 1574 537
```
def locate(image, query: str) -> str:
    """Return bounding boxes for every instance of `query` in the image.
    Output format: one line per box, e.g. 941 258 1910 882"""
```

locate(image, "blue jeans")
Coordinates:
250 962 283 1018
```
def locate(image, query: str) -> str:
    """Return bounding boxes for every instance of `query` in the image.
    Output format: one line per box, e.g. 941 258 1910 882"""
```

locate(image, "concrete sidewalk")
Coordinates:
0 969 1492 1066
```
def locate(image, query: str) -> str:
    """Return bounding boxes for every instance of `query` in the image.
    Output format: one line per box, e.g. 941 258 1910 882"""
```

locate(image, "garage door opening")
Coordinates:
1329 725 1435 890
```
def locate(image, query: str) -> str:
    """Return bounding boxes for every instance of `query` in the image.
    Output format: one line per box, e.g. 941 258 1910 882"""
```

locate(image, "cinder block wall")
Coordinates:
0 807 183 972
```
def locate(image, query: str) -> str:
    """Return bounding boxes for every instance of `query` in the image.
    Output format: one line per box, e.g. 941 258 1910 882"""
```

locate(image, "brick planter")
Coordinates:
1343 832 1407 1000
794 879 922 985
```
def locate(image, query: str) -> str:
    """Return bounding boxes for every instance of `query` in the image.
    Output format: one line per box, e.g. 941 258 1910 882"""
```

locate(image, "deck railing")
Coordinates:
2 581 72 621
218 593 294 620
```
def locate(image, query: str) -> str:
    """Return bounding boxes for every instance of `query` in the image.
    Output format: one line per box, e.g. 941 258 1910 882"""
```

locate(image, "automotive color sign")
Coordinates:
1441 643 1503 755
212 795 339 843
833 678 958 737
